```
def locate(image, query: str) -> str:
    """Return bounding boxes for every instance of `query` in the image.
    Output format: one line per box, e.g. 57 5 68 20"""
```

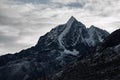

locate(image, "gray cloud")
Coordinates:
14 0 50 4
0 0 120 55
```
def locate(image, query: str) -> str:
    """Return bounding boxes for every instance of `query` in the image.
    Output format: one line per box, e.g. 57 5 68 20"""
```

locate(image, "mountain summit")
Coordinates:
67 16 77 22
0 16 109 80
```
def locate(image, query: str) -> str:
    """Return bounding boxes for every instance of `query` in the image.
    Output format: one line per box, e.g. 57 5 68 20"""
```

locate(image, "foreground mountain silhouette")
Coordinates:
0 16 119 80
98 29 120 52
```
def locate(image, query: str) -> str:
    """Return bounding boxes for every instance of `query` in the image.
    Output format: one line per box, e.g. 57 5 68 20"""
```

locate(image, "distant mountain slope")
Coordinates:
0 16 109 80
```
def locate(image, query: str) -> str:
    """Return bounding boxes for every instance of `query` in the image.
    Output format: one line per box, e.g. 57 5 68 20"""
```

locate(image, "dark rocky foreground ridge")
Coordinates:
53 44 120 80
0 16 119 80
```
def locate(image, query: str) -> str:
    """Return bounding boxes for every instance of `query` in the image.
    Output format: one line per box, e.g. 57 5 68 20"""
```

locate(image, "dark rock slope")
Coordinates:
53 29 120 80
98 29 120 52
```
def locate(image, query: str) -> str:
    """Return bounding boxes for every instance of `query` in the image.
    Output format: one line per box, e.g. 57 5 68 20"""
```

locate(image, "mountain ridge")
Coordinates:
0 16 110 80
53 30 120 80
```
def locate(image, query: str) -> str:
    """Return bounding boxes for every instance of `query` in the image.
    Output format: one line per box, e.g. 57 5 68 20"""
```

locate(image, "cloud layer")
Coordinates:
0 0 120 55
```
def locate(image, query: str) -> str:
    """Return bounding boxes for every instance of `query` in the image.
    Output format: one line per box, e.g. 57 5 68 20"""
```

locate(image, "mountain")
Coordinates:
53 29 120 80
0 16 109 80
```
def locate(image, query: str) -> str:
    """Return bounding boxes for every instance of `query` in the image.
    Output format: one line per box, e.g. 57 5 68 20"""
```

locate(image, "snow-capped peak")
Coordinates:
58 16 79 49
85 25 109 46
57 16 83 56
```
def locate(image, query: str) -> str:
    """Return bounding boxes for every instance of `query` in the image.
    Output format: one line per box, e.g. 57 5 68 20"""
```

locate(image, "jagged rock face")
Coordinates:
36 16 88 53
35 16 109 57
53 36 120 80
0 16 109 80
87 26 109 46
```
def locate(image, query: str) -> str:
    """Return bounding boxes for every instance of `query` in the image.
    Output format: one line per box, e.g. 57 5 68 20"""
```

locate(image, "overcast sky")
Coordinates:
0 0 120 55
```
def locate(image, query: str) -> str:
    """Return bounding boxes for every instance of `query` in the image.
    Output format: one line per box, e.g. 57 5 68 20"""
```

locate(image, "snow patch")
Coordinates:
57 17 80 57
85 28 96 46
64 49 79 56
56 49 79 60
85 26 104 46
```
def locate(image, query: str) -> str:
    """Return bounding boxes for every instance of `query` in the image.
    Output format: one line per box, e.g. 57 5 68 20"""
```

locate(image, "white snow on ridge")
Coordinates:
73 29 81 46
85 27 96 46
56 49 79 61
97 32 104 42
64 49 79 56
57 16 80 56
85 26 104 46
58 16 76 49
